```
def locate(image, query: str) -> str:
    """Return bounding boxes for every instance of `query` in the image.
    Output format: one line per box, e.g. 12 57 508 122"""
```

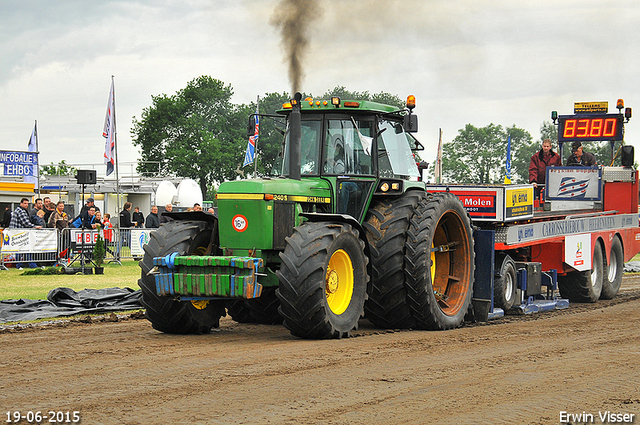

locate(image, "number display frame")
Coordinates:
557 114 624 142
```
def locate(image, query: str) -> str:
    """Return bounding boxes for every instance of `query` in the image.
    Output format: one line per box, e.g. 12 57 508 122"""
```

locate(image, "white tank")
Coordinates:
155 180 177 207
176 178 203 208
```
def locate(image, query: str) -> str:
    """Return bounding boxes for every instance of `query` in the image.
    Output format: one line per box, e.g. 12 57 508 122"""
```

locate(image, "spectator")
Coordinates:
193 203 202 212
29 198 43 219
1 205 11 227
79 197 100 226
529 138 562 197
119 202 133 250
49 201 70 264
160 203 174 224
48 201 70 230
43 197 55 226
10 198 42 230
102 213 114 256
132 206 145 228
119 202 133 228
10 197 41 269
82 206 97 229
32 209 46 227
145 205 160 228
94 211 103 228
566 141 597 166
102 213 113 242
207 207 215 214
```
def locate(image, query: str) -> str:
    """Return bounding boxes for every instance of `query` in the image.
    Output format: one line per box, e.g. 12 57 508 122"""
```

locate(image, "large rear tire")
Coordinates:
558 241 604 303
276 222 369 339
601 237 623 300
494 254 519 311
363 191 423 328
138 220 226 334
405 192 474 330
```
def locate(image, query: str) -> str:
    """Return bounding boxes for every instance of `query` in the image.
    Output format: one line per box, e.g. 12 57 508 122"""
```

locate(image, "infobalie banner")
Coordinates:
0 150 38 177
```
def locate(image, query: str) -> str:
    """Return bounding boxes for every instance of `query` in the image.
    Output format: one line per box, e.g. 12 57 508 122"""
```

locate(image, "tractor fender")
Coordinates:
162 210 219 225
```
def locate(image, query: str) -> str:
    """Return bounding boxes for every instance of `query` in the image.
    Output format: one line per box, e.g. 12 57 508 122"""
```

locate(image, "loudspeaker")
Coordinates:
76 169 97 185
621 145 634 167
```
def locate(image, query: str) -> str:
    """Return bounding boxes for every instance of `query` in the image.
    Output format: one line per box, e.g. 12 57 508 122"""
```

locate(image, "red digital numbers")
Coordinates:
562 117 618 139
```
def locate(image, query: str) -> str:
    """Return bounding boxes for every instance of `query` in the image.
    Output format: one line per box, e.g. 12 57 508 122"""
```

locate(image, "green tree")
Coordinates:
41 160 77 177
320 86 404 108
132 76 246 199
441 124 532 184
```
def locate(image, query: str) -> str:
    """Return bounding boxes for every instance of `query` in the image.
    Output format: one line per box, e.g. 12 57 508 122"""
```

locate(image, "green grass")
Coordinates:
0 260 142 300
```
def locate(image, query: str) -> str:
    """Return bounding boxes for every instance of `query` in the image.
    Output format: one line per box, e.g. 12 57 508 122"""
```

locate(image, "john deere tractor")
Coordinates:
139 93 475 339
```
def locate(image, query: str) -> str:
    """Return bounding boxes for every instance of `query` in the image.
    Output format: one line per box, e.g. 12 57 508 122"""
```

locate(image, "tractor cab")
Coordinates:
276 95 423 221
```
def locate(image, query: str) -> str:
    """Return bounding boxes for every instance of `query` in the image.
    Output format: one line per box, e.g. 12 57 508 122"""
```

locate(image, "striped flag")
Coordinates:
504 135 512 184
243 105 259 167
557 177 589 198
103 80 115 176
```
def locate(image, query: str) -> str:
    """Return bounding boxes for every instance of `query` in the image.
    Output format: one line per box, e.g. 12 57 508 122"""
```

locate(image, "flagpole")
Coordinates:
35 120 40 194
111 76 121 217
254 95 259 177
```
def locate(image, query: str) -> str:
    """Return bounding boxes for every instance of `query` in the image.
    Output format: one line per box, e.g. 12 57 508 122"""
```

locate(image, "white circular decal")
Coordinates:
232 214 248 232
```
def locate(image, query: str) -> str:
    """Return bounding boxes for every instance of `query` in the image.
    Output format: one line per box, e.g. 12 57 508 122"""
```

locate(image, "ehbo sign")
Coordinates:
0 151 37 177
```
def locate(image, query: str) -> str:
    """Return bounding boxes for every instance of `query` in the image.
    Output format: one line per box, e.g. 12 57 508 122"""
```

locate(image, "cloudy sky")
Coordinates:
2 0 640 178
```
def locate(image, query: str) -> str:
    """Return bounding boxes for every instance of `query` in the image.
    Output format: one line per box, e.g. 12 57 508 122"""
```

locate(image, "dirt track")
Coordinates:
1 278 640 425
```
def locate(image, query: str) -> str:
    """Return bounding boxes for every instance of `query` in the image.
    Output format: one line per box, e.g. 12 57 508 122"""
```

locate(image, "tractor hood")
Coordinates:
217 177 332 201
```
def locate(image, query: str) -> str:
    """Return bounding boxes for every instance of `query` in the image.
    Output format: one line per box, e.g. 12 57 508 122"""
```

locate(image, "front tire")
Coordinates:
276 222 369 339
138 220 226 334
405 192 475 330
601 237 623 300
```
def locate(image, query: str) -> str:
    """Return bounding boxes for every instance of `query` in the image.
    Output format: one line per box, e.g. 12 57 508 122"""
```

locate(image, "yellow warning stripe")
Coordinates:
216 193 331 203
216 193 264 200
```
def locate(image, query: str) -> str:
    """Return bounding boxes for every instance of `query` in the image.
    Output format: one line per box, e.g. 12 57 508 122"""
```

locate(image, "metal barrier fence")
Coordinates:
1 227 156 269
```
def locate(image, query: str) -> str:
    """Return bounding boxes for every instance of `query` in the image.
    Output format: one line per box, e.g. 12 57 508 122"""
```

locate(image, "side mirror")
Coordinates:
404 114 418 133
247 114 257 138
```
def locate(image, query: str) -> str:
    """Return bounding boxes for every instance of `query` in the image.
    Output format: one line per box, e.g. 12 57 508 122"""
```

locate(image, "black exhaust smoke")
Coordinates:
289 92 302 180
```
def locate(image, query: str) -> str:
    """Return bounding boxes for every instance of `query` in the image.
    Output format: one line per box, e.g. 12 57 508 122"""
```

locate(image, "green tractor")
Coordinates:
138 93 475 339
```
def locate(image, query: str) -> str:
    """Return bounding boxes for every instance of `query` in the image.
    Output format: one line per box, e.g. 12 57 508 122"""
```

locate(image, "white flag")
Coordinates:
25 121 39 189
103 80 115 176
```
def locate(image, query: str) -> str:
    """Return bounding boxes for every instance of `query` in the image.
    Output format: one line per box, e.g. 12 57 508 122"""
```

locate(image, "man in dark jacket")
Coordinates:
529 139 562 188
119 202 133 228
145 205 160 228
566 141 597 166
132 206 145 228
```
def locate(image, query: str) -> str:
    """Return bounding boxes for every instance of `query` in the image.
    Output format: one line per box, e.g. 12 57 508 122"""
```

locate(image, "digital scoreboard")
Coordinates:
557 114 624 142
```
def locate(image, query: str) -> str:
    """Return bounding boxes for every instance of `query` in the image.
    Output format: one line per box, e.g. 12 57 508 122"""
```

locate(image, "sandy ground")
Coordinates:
1 277 640 425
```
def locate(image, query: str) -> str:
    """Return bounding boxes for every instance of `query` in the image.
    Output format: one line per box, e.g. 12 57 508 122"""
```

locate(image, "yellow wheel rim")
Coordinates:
325 249 354 315
430 242 436 284
191 300 209 310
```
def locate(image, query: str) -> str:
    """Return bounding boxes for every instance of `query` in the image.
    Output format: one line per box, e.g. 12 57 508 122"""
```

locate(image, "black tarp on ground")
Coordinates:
0 287 143 323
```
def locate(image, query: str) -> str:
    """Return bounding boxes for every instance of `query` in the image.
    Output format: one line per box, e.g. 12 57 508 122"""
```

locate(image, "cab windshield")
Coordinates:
377 119 420 178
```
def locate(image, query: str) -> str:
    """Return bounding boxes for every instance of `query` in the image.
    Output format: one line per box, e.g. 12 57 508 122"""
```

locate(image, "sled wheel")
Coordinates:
494 254 519 310
601 237 624 300
558 241 604 303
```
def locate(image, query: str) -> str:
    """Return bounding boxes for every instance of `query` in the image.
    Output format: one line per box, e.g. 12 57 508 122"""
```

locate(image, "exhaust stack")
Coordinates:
289 92 302 180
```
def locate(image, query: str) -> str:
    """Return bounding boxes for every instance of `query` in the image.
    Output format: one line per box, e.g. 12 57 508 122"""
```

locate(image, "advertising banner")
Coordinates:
131 229 152 257
1 228 57 253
